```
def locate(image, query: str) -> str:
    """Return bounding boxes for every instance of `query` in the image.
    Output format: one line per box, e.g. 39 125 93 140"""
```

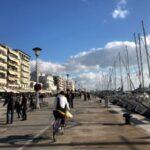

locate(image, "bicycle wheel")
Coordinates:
52 119 62 142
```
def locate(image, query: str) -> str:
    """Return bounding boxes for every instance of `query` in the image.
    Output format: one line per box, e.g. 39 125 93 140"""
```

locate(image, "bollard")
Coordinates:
123 113 131 125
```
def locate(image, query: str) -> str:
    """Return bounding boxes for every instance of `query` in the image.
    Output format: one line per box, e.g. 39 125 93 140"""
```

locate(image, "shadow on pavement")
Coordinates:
77 122 125 126
0 135 34 145
0 140 149 148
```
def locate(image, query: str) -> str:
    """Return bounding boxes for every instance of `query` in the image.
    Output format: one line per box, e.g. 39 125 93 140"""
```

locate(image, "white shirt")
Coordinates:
53 94 70 110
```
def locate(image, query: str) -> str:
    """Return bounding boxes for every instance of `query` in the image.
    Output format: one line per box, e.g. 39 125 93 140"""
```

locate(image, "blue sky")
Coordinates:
0 0 150 63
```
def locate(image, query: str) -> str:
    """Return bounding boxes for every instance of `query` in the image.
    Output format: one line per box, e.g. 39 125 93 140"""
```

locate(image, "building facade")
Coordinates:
0 44 7 90
67 80 75 91
0 44 30 91
7 48 20 89
15 49 30 89
53 76 75 92
39 74 57 92
53 76 65 91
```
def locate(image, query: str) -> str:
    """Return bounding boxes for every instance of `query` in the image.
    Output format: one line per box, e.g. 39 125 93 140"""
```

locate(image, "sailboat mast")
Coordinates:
114 61 117 91
141 20 150 78
134 33 142 86
119 52 123 91
138 33 144 88
126 46 132 91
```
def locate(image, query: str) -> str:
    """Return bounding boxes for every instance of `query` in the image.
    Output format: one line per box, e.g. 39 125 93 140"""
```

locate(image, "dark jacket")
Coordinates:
21 96 27 109
3 95 14 110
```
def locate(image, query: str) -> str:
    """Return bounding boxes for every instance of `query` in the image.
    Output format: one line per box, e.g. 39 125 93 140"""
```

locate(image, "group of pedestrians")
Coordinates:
3 93 34 124
83 92 91 101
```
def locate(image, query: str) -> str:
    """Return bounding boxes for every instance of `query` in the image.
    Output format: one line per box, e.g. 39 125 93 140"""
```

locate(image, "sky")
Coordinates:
1 0 150 90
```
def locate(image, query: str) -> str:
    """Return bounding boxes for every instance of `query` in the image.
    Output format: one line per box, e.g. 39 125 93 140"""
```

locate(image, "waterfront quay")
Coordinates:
0 96 150 150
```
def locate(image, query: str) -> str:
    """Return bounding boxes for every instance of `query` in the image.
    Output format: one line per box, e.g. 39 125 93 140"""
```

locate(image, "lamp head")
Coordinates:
66 74 69 78
33 47 42 57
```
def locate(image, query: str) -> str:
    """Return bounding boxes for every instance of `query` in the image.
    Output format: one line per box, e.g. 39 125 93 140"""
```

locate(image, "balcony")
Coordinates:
21 68 30 73
0 53 7 60
0 69 6 74
8 70 18 76
0 78 6 84
8 58 18 66
0 62 7 68
22 62 30 68
0 49 7 56
0 57 7 63
8 76 18 81
8 49 19 58
8 61 18 69
21 74 30 79
21 79 29 84
8 55 19 63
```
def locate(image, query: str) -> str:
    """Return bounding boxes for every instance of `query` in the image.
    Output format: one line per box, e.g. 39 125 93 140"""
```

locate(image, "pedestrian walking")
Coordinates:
66 89 71 106
3 92 15 124
83 92 87 101
39 94 44 103
29 94 35 110
15 94 22 118
87 93 91 101
70 90 75 108
21 94 28 120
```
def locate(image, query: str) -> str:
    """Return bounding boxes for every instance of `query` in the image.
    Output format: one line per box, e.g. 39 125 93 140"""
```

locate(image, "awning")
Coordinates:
2 87 19 93
18 88 34 93
39 90 52 94
0 88 5 92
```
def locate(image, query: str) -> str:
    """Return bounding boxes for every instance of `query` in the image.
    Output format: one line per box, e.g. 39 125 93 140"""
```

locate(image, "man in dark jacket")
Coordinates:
21 94 28 120
3 92 15 124
69 91 75 108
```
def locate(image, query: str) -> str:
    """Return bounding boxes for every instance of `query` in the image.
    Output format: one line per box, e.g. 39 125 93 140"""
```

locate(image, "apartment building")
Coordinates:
0 45 7 91
7 48 20 89
39 74 57 92
15 49 30 89
67 80 75 91
53 76 66 91
0 44 31 91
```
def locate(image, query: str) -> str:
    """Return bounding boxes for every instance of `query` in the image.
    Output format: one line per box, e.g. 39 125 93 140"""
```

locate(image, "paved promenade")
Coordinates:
0 97 150 150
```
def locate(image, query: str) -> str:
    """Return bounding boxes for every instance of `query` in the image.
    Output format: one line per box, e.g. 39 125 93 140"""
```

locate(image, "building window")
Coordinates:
8 66 17 71
0 66 6 71
0 58 6 63
0 72 6 79
0 49 7 56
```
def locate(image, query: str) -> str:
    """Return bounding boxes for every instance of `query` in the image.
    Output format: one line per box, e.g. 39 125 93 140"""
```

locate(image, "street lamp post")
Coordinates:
75 80 77 91
33 47 42 109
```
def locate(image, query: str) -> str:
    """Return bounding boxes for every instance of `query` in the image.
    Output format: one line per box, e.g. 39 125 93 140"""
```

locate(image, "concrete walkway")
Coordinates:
0 97 150 150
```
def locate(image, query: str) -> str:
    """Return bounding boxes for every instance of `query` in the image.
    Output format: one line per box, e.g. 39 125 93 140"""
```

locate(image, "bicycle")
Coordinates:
52 110 73 142
52 118 64 142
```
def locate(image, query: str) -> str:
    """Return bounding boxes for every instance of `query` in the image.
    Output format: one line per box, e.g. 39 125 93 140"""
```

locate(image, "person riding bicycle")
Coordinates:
53 91 70 126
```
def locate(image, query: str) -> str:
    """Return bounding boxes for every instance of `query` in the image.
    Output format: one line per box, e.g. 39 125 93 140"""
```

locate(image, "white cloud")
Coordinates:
30 35 150 90
112 0 129 19
30 60 65 74
112 9 129 19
